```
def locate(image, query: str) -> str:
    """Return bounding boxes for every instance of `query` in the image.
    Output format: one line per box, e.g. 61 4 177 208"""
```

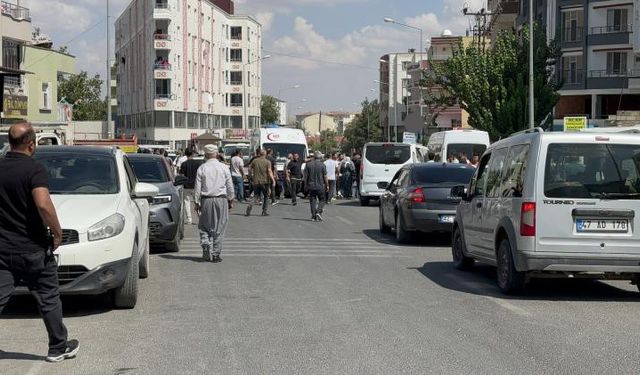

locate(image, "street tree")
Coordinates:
261 95 280 124
58 71 107 121
424 25 560 141
342 99 382 153
309 130 341 154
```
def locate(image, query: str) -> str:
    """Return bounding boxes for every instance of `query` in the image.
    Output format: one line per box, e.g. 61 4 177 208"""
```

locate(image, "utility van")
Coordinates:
427 129 490 163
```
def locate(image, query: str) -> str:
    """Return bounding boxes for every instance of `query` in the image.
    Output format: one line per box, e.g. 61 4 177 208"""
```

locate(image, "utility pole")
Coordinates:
106 0 112 130
528 0 535 129
462 7 494 53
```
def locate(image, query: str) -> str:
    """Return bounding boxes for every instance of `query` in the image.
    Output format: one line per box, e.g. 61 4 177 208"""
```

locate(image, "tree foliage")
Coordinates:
309 130 341 154
57 71 107 121
261 95 280 124
424 25 560 141
342 99 383 153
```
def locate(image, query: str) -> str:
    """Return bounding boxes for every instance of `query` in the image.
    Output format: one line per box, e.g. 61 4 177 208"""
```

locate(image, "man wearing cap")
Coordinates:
194 145 234 263
304 151 329 221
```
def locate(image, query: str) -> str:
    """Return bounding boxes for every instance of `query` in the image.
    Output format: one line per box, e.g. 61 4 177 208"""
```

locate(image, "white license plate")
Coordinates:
576 219 629 233
438 215 455 224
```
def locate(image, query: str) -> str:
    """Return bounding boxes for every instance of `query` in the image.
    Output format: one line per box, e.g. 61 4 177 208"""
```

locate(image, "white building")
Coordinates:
275 98 287 125
379 51 419 142
115 0 263 149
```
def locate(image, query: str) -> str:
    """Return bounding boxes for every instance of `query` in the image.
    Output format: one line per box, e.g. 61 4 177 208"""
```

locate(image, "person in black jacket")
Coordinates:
180 150 203 225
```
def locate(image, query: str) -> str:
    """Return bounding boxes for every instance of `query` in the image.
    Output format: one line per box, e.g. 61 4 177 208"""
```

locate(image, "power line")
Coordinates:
263 50 378 70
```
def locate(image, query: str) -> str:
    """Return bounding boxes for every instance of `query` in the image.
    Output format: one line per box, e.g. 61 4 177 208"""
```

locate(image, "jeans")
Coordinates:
326 180 337 202
246 184 270 215
308 189 326 218
0 251 68 353
271 180 284 202
289 179 302 204
232 176 244 202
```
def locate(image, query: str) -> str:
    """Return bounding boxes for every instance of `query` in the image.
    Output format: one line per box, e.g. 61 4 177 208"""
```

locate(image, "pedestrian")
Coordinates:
266 148 279 205
179 149 203 225
427 152 436 163
246 149 275 217
0 123 79 362
340 156 355 199
174 150 188 171
304 151 329 221
194 145 235 263
230 149 246 203
353 153 362 198
286 153 304 206
324 152 339 203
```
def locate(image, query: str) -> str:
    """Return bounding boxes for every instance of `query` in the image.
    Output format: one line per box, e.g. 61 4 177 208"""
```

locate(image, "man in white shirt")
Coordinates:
194 145 234 263
323 153 339 203
174 151 188 171
229 149 246 202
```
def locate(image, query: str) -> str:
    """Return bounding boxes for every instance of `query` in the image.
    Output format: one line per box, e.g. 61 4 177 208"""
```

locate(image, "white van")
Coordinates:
359 142 429 206
427 129 490 163
1 131 62 156
250 127 308 188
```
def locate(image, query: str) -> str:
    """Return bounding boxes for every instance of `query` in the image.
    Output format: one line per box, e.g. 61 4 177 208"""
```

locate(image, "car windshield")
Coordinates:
263 143 306 161
446 143 487 162
365 144 410 164
36 153 119 195
224 145 250 156
129 158 170 183
545 143 640 199
413 166 475 185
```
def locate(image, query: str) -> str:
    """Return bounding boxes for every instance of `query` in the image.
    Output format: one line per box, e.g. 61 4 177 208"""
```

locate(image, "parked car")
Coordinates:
360 142 430 206
452 128 640 294
379 163 475 243
21 146 159 309
127 154 187 252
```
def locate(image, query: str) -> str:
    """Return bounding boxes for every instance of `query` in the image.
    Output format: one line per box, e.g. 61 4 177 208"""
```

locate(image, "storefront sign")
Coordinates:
563 116 588 132
225 129 248 139
3 94 27 118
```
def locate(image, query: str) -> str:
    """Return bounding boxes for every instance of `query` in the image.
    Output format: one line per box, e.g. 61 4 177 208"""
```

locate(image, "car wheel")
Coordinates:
114 242 139 309
496 238 526 294
165 232 180 252
452 227 474 270
360 197 370 206
379 206 391 234
395 210 412 244
139 236 150 279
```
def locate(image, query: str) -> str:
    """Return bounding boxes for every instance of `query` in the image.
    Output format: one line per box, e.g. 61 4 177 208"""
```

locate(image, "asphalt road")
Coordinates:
2 198 640 374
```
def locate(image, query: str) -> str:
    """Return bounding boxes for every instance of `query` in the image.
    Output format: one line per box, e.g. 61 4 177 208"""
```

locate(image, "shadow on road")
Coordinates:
0 350 46 361
362 229 451 248
2 294 114 319
334 199 380 207
413 261 640 302
158 254 207 263
281 217 314 222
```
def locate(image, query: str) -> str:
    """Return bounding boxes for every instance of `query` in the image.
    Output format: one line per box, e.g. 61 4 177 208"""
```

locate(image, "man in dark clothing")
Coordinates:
0 123 79 363
286 153 304 206
304 151 329 222
266 148 280 205
180 150 203 225
246 150 275 217
353 153 362 198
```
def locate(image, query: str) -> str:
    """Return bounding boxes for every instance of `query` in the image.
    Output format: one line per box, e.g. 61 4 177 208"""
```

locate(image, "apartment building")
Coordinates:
115 0 263 148
488 0 520 39
378 52 418 142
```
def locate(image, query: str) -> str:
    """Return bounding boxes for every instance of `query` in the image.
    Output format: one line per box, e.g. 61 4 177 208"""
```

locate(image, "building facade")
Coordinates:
379 52 419 142
115 0 263 148
275 98 287 125
1 0 31 122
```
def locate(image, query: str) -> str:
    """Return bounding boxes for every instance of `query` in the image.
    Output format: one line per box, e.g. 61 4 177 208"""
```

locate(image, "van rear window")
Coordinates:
446 144 487 162
545 143 640 199
365 145 410 165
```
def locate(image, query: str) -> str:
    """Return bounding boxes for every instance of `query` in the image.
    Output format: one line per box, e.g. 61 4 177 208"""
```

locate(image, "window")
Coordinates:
364 144 411 165
3 39 22 86
607 52 627 75
230 49 242 62
485 148 508 198
499 145 530 197
230 26 242 40
607 9 629 32
413 166 475 185
472 154 492 197
230 93 243 107
229 71 242 85
562 55 583 84
41 82 51 110
561 9 583 42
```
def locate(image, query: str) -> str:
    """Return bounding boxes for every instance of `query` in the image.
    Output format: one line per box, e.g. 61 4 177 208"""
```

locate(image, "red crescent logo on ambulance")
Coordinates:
267 133 280 141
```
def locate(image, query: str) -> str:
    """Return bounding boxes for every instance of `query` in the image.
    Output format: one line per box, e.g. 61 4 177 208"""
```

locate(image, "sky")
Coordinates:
28 0 485 116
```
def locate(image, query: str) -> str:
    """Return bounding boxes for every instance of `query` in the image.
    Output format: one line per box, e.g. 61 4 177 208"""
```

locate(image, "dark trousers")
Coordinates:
0 251 68 353
247 184 270 215
290 179 302 204
232 176 244 202
271 180 284 202
308 189 326 218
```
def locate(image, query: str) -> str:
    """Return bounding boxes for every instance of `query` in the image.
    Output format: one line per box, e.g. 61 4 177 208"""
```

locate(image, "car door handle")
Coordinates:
476 202 482 208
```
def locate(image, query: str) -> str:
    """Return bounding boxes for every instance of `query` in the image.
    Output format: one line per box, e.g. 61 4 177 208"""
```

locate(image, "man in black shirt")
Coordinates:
179 150 203 225
0 123 79 362
286 153 304 206
304 151 328 221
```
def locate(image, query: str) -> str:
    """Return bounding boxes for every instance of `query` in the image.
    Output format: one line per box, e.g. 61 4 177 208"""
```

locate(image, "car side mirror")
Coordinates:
174 175 188 186
133 182 159 199
451 185 468 199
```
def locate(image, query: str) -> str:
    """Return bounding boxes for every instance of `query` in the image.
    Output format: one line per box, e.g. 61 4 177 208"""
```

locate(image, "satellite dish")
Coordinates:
442 29 453 37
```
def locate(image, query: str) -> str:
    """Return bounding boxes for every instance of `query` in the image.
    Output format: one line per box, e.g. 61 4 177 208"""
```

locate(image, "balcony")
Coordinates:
154 94 172 111
587 70 640 90
154 34 171 50
153 1 171 20
588 25 632 46
154 63 173 79
1 1 30 21
559 27 583 47
561 69 584 89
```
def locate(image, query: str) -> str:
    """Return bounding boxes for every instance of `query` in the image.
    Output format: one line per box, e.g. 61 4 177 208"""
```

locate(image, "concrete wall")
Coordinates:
302 114 337 135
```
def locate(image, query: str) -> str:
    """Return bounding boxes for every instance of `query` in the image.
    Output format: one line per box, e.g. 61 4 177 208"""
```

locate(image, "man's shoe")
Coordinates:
261 212 269 216
315 213 323 222
213 255 222 263
292 202 297 206
46 339 79 363
311 215 317 222
245 206 252 217
272 201 279 206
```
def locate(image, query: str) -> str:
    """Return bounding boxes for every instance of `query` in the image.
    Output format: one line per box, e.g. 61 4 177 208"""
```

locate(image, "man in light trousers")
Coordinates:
194 145 234 263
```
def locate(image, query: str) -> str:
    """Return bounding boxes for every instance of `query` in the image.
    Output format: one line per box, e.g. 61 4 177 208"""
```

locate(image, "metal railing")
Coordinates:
1 1 30 20
154 1 169 9
588 69 640 78
560 26 583 42
590 24 633 34
229 80 242 85
154 33 171 40
230 102 243 107
154 62 171 70
562 69 584 84
155 93 172 99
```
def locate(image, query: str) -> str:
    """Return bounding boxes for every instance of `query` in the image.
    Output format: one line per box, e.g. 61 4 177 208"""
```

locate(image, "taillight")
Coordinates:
409 187 426 203
520 202 536 236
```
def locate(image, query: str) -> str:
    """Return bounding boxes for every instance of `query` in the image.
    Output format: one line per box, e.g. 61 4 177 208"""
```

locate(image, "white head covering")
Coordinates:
204 144 218 155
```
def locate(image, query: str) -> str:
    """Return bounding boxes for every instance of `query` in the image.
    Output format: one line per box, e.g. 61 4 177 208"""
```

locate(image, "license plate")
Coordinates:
438 215 455 224
576 219 629 233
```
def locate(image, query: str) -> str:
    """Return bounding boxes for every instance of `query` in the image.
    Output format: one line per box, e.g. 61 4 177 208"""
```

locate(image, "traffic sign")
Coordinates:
402 131 417 144
563 116 588 132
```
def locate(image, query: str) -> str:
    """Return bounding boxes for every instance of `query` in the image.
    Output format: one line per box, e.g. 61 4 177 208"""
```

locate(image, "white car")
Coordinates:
30 146 159 308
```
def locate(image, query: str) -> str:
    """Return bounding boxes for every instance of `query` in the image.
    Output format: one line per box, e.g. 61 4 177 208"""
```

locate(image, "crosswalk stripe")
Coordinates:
178 244 396 250
177 249 399 254
161 253 406 258
182 238 376 243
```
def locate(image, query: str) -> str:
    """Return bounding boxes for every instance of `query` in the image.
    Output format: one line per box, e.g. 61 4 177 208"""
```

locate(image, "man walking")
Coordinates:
246 150 275 217
230 149 246 203
324 152 339 203
194 145 234 263
266 148 279 205
286 153 303 206
179 150 203 225
304 151 328 221
0 123 79 362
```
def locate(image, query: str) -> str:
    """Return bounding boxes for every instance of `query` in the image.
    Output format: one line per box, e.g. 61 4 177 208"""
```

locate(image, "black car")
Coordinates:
379 163 476 243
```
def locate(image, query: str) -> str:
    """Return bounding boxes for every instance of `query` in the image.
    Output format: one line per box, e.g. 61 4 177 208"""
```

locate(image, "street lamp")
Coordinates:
243 54 271 129
383 17 424 61
528 0 534 129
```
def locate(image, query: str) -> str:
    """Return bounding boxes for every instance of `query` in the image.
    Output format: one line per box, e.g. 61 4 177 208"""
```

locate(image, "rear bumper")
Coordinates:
406 209 456 233
516 251 640 274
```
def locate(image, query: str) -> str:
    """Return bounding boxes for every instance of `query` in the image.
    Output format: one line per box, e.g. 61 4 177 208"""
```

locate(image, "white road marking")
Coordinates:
336 216 354 225
484 296 531 317
165 253 407 258
178 248 399 254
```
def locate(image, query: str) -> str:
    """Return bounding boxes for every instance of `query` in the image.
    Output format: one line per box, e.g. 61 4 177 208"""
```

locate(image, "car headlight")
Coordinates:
152 195 172 205
88 214 125 241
